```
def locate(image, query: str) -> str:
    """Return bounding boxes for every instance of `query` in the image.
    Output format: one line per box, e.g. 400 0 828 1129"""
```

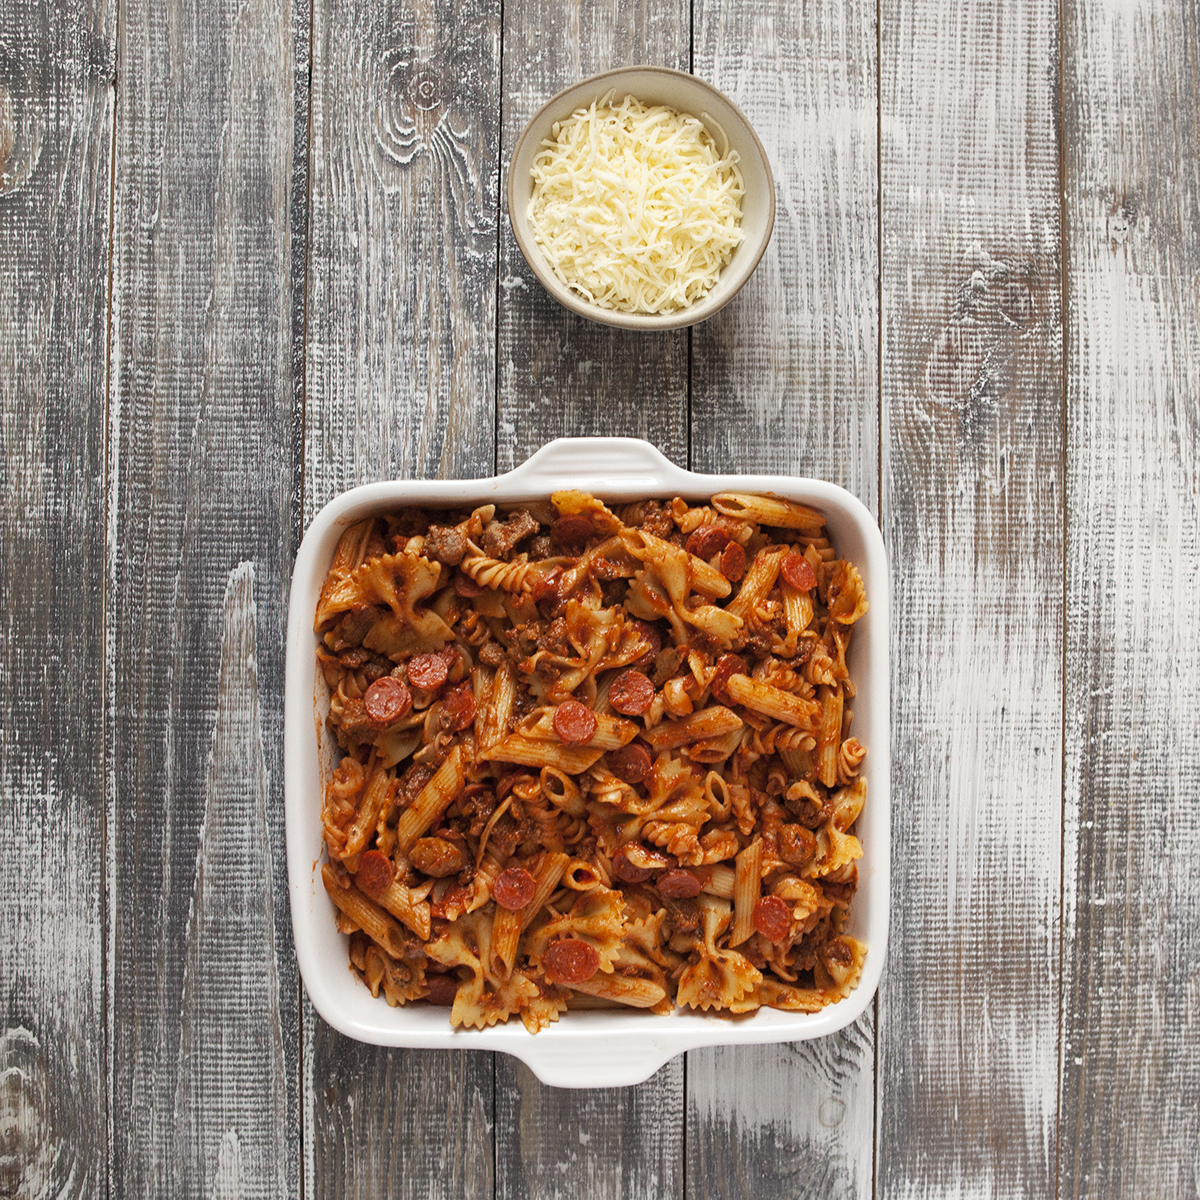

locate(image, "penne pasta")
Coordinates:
711 491 826 530
730 839 764 946
724 674 821 730
641 706 744 751
394 746 466 854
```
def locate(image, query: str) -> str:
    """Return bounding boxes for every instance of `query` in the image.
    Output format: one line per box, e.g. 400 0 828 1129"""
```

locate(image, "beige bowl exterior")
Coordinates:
507 66 776 330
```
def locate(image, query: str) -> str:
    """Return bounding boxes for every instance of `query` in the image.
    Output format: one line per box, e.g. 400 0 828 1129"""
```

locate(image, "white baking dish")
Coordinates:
285 437 890 1088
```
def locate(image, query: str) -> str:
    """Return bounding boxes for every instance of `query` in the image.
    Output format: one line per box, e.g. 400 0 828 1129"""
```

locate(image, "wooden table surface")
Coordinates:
3 0 1198 1194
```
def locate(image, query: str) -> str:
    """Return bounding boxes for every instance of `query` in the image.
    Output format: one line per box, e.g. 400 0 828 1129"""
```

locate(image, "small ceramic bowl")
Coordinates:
507 66 776 330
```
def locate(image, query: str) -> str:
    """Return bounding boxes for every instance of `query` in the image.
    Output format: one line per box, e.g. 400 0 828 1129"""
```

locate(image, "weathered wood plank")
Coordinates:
493 4 690 1197
0 4 113 1196
494 1 690 472
305 0 502 491
494 1059 683 1200
686 0 879 1194
1060 2 1200 1195
107 0 302 1191
877 1 1063 1195
690 0 879 507
302 0 500 1191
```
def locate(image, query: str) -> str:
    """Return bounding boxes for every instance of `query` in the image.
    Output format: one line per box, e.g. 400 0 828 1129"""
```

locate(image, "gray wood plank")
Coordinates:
494 1 690 472
107 0 303 1191
495 1059 684 1200
686 0 879 1194
877 1 1064 1195
302 0 501 1191
0 3 113 1196
305 0 502 491
493 5 691 1198
1060 2 1200 1195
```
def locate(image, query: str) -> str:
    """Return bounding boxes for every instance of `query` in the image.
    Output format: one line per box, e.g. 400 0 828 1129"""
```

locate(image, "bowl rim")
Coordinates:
286 438 889 1088
506 65 777 331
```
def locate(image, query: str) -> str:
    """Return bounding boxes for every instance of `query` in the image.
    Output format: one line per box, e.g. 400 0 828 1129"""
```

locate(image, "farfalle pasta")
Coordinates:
314 490 869 1031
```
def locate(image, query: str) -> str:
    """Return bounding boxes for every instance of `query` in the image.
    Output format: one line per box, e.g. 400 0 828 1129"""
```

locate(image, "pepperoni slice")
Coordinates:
363 677 412 727
552 699 597 744
719 541 747 582
657 869 702 899
426 973 459 1006
542 938 600 984
355 849 394 899
609 669 655 716
630 620 662 667
552 514 595 553
408 651 449 691
686 525 731 560
493 866 537 911
443 683 477 732
752 895 792 942
612 848 652 883
710 653 748 704
454 572 482 597
607 742 652 784
781 552 818 592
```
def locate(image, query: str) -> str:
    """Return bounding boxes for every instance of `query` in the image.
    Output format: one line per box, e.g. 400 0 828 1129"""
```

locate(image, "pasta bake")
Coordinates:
314 489 869 1031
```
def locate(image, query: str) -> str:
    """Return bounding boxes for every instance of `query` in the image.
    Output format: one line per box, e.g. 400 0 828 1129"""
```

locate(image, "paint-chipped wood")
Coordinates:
306 1031 495 1200
690 0 879 508
494 2 690 471
686 0 879 1194
107 0 302 1191
1060 2 1200 1196
302 0 500 1191
0 3 113 1196
688 1017 876 1199
494 1058 684 1200
305 0 501 489
877 1 1064 1195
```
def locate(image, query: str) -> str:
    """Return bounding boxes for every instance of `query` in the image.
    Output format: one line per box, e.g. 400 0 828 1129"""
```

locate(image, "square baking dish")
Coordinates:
285 437 890 1088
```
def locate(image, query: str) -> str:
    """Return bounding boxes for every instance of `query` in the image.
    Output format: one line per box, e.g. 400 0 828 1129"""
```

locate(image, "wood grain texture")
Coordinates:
494 1057 684 1200
1060 2 1200 1195
305 1031 495 1200
686 1 878 1195
878 1 1063 1195
492 4 690 1195
0 2 114 1196
688 1016 876 1200
690 0 879 508
305 0 501 491
107 0 302 1191
303 0 500 1191
494 0 690 472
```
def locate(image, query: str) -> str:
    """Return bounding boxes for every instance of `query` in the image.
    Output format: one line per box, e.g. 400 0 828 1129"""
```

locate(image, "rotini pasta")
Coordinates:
315 491 869 1030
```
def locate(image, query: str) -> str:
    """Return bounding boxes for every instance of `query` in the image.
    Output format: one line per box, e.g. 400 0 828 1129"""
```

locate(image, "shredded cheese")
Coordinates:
527 92 746 314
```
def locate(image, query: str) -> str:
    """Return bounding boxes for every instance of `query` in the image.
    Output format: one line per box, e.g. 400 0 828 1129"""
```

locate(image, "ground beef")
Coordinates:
664 897 701 936
527 535 553 560
481 510 541 558
424 524 467 566
538 617 572 657
325 605 382 651
477 640 508 667
636 501 675 541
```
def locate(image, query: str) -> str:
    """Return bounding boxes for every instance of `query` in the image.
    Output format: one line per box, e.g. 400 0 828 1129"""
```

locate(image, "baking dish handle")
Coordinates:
497 437 693 494
510 1038 682 1090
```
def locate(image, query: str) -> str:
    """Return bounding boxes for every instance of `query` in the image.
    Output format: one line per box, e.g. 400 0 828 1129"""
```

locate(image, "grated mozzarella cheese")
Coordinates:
527 92 746 314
